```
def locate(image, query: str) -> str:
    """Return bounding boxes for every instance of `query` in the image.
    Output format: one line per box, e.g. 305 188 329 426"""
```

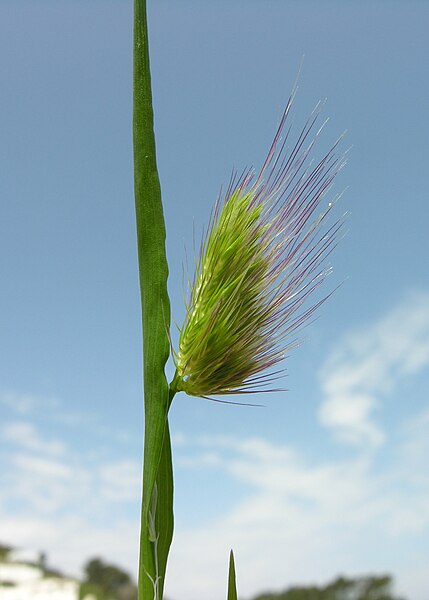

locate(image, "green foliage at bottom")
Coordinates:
79 582 107 600
0 544 13 561
79 581 138 600
253 575 405 600
81 558 137 600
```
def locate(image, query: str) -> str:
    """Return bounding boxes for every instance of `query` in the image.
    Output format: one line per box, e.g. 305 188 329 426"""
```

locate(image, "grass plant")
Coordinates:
132 1 344 598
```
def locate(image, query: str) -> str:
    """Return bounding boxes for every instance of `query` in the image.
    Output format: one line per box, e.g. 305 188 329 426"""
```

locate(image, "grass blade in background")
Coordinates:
227 550 238 600
133 0 174 597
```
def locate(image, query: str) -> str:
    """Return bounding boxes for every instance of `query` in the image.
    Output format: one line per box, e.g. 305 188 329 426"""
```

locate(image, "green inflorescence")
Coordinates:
174 189 273 397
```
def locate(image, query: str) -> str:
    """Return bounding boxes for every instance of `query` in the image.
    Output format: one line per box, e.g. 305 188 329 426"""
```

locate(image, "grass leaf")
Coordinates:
227 550 238 600
133 0 173 597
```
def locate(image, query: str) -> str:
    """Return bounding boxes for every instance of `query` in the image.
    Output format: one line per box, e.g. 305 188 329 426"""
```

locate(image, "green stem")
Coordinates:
168 370 182 397
133 0 174 598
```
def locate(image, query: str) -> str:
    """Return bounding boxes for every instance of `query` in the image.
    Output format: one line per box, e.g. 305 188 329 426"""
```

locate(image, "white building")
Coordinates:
0 559 93 600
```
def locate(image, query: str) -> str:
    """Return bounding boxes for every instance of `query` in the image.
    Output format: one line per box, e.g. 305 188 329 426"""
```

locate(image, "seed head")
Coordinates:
172 93 346 398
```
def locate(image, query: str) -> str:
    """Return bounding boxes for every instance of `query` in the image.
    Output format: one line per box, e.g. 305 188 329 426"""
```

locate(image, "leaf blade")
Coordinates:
133 0 173 597
227 550 238 600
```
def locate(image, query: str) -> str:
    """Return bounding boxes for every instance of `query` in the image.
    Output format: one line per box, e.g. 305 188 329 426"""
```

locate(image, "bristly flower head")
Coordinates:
171 90 346 399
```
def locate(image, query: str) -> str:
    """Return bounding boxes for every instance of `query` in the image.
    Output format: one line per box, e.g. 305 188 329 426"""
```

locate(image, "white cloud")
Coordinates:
2 416 429 600
166 428 429 600
0 425 141 577
0 419 142 517
0 391 59 416
2 294 429 600
2 421 65 456
3 451 91 514
13 453 73 480
0 514 139 580
99 460 141 502
318 291 429 448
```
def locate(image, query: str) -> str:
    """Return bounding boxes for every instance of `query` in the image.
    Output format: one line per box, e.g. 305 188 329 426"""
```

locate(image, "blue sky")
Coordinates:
1 1 429 599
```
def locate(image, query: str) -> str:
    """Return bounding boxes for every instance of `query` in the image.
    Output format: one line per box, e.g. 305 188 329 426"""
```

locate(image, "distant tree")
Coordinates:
82 557 137 600
253 575 405 600
38 551 47 570
0 544 13 561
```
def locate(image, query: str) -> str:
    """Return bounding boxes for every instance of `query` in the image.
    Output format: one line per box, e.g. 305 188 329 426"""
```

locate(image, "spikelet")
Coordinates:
172 92 346 398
